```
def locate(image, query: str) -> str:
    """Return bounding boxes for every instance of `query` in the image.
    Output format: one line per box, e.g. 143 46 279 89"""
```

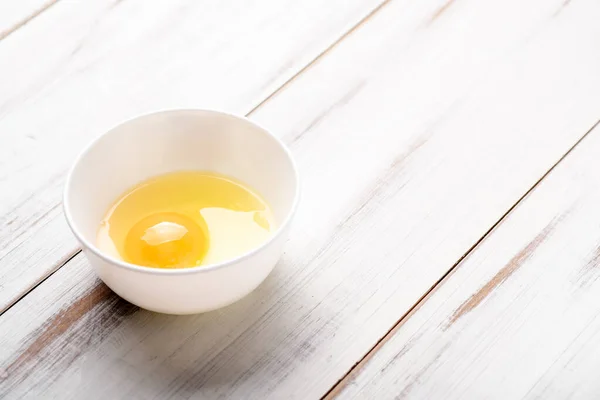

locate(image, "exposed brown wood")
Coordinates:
0 0 58 41
576 245 600 287
334 121 600 400
0 0 394 314
325 117 600 398
1 278 137 395
446 218 558 327
2 0 600 398
428 0 456 23
5 283 111 377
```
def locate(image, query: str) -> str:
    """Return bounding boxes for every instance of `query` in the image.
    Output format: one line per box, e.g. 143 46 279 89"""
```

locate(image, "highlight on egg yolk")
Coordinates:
96 171 276 269
124 212 208 269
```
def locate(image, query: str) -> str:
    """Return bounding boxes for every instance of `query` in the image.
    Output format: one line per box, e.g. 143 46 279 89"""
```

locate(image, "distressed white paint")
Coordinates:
337 124 600 400
0 0 54 39
1 0 600 398
0 0 386 312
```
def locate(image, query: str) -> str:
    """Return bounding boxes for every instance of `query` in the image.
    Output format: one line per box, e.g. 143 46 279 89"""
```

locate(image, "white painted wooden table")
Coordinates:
1 0 599 399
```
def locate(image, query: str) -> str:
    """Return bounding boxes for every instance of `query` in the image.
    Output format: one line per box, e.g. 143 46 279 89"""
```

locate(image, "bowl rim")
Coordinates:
63 108 300 275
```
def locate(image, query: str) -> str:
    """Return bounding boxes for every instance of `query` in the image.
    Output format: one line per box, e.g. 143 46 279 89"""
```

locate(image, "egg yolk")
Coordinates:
124 212 208 269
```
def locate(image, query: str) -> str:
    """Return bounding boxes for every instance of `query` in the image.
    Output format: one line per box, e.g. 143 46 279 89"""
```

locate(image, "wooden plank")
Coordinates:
0 0 56 40
0 0 389 312
2 0 600 398
333 122 600 400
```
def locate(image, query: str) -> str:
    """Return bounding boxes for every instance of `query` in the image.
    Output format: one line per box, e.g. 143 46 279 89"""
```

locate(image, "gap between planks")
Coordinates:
0 0 395 317
0 0 59 41
0 250 81 317
322 117 600 399
246 0 395 116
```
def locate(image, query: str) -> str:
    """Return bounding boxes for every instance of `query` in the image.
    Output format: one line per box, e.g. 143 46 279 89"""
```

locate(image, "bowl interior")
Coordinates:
65 110 298 250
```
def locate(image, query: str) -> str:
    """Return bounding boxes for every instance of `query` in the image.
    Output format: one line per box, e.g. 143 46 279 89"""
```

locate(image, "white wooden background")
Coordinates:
1 0 599 399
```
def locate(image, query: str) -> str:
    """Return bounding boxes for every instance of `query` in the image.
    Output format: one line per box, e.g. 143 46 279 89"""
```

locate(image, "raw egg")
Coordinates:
97 171 275 269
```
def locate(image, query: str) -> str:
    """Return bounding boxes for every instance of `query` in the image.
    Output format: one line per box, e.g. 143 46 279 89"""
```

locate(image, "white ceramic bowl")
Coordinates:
64 109 299 314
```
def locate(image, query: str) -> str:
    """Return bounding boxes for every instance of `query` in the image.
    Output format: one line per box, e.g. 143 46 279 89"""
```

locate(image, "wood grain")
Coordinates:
335 122 600 400
447 220 557 326
2 0 600 398
0 0 389 312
